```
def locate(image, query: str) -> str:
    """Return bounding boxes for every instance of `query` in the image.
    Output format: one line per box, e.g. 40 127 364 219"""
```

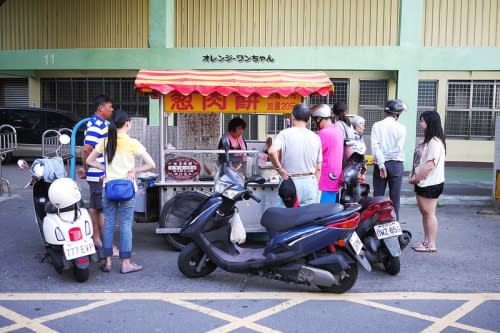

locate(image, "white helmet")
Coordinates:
48 178 81 209
344 140 366 160
311 104 332 118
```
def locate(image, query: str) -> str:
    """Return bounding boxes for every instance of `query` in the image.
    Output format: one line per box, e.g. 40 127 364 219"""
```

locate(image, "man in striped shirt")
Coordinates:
77 95 113 249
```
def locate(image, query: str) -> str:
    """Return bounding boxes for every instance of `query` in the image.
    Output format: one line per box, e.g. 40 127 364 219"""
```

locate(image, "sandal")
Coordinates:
413 243 437 253
412 241 426 249
101 263 112 272
120 262 143 274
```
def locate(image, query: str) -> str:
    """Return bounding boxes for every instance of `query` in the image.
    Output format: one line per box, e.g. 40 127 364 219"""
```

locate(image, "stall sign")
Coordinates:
165 157 201 181
164 92 301 114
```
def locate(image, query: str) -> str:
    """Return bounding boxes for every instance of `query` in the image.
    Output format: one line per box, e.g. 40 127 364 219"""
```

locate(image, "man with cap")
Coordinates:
268 103 322 207
371 99 407 220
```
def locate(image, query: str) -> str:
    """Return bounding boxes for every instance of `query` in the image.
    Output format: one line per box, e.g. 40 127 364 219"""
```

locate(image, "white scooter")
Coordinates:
18 134 96 282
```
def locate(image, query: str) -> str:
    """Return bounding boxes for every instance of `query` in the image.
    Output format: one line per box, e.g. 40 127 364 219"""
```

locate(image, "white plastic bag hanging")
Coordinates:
230 211 246 244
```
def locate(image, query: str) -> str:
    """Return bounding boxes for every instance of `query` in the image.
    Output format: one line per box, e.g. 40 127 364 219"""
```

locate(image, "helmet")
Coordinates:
385 99 407 114
311 104 332 118
291 103 311 121
344 140 366 160
48 178 81 209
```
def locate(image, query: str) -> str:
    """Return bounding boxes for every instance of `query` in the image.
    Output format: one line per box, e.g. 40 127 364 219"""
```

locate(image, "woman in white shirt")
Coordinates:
408 111 446 253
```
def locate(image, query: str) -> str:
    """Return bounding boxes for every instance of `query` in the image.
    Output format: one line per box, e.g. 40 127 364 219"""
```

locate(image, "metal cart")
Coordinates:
0 124 17 196
133 69 334 250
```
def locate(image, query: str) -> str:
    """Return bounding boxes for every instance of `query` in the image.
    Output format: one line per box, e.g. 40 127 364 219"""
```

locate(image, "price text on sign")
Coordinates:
164 92 301 114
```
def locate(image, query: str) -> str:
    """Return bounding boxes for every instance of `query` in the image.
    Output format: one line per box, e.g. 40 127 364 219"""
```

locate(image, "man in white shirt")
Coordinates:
268 103 322 207
370 99 407 220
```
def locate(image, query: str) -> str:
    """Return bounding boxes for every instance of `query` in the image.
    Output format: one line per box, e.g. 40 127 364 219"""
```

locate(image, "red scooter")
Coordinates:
338 141 411 275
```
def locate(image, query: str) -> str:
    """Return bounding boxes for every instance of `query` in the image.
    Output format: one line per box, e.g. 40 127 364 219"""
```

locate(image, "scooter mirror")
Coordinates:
17 159 29 170
245 174 265 186
59 134 71 145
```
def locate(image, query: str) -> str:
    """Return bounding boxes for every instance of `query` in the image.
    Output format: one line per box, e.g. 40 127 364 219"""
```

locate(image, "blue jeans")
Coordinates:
102 192 136 259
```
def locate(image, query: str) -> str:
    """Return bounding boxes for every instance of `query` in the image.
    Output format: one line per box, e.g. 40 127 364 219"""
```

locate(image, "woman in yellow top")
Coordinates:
87 110 155 274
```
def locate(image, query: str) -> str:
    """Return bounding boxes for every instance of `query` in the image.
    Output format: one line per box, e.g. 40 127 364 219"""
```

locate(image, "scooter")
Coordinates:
177 158 372 294
18 134 96 282
339 140 412 275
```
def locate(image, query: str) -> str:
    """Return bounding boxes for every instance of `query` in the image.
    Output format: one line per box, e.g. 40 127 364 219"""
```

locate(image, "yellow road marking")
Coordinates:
0 293 498 333
0 299 119 333
0 305 57 333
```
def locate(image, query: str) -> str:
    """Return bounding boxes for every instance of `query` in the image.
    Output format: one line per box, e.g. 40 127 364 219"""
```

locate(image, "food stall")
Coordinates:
134 69 333 249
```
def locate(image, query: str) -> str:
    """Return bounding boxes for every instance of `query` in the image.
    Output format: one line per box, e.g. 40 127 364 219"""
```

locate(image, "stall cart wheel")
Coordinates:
159 191 209 251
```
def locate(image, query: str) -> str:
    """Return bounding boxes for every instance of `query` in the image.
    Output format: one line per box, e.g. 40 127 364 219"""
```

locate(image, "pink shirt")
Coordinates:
318 123 344 191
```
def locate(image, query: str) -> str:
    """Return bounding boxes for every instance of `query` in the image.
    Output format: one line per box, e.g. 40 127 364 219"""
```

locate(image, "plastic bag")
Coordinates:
230 211 246 244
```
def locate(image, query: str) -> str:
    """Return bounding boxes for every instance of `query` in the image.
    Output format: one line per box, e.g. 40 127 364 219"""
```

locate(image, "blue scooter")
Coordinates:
177 160 371 294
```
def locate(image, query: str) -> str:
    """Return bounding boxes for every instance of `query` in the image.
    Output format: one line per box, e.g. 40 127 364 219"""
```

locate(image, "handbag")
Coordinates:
105 179 135 202
103 142 135 201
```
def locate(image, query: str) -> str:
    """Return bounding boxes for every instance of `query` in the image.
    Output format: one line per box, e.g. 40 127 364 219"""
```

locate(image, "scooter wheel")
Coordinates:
178 242 217 278
318 263 358 294
383 256 401 275
73 267 89 282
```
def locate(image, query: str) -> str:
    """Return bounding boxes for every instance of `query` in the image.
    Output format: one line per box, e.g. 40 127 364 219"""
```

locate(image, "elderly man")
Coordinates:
268 103 322 207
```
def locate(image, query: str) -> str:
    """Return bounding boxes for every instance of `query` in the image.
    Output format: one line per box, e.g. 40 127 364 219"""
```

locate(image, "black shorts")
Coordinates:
88 180 103 210
414 182 444 199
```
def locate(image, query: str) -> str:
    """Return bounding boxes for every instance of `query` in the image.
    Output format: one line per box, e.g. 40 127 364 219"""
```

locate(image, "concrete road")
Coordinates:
0 163 499 332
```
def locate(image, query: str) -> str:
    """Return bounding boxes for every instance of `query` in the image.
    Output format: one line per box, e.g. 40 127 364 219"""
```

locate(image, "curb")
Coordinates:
401 195 492 206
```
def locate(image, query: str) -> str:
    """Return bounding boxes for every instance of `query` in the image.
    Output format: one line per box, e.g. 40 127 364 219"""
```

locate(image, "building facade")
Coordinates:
1 0 500 168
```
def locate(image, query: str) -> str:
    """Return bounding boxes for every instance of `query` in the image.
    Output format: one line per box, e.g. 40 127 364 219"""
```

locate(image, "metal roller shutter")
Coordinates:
0 78 29 107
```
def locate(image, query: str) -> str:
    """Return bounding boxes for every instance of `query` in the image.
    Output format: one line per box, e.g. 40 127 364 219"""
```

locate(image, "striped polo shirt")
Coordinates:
84 114 108 182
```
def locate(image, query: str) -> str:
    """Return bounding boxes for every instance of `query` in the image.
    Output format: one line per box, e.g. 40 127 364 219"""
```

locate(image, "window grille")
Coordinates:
417 81 438 137
272 79 348 134
41 78 149 121
445 80 498 139
222 114 258 140
359 80 388 134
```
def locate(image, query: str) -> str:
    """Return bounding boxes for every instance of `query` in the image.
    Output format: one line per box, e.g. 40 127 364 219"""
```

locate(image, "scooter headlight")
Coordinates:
222 187 240 200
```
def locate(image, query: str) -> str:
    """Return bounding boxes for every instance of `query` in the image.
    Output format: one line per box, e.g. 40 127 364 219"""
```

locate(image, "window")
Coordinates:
222 114 258 140
417 81 438 137
359 80 388 134
267 79 349 134
41 78 150 121
445 80 500 139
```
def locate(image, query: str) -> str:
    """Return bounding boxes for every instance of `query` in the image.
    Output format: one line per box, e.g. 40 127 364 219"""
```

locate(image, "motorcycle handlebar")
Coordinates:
243 191 261 203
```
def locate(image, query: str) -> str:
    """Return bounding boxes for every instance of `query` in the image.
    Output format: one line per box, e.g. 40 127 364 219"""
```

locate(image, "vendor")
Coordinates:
218 117 247 167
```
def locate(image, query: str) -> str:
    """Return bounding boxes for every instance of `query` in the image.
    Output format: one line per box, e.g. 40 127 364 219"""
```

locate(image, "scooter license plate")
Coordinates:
63 239 96 260
349 231 363 255
374 221 403 240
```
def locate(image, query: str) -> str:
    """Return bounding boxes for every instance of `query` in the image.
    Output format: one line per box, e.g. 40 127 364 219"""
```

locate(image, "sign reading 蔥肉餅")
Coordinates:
164 92 301 114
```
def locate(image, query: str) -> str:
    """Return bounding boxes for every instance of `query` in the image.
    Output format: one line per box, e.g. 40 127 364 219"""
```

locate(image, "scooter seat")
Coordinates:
260 203 345 232
44 199 85 214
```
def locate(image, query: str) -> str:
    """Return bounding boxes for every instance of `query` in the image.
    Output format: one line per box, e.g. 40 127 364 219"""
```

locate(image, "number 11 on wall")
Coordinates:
43 54 55 65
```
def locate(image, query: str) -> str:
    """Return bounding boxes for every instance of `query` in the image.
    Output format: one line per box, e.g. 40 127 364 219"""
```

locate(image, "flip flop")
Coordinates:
413 243 437 253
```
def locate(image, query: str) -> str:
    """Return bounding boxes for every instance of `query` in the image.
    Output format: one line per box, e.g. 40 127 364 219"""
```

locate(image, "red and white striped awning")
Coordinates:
135 69 333 97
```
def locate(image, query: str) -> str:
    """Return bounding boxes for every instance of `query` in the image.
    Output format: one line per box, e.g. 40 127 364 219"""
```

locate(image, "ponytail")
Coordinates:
105 109 129 163
105 121 118 163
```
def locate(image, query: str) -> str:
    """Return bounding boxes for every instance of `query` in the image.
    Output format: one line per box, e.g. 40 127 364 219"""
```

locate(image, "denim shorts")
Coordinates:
88 180 103 210
414 182 444 199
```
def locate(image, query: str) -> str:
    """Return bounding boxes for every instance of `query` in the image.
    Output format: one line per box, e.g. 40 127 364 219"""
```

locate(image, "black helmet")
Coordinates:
292 103 311 122
385 99 407 114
